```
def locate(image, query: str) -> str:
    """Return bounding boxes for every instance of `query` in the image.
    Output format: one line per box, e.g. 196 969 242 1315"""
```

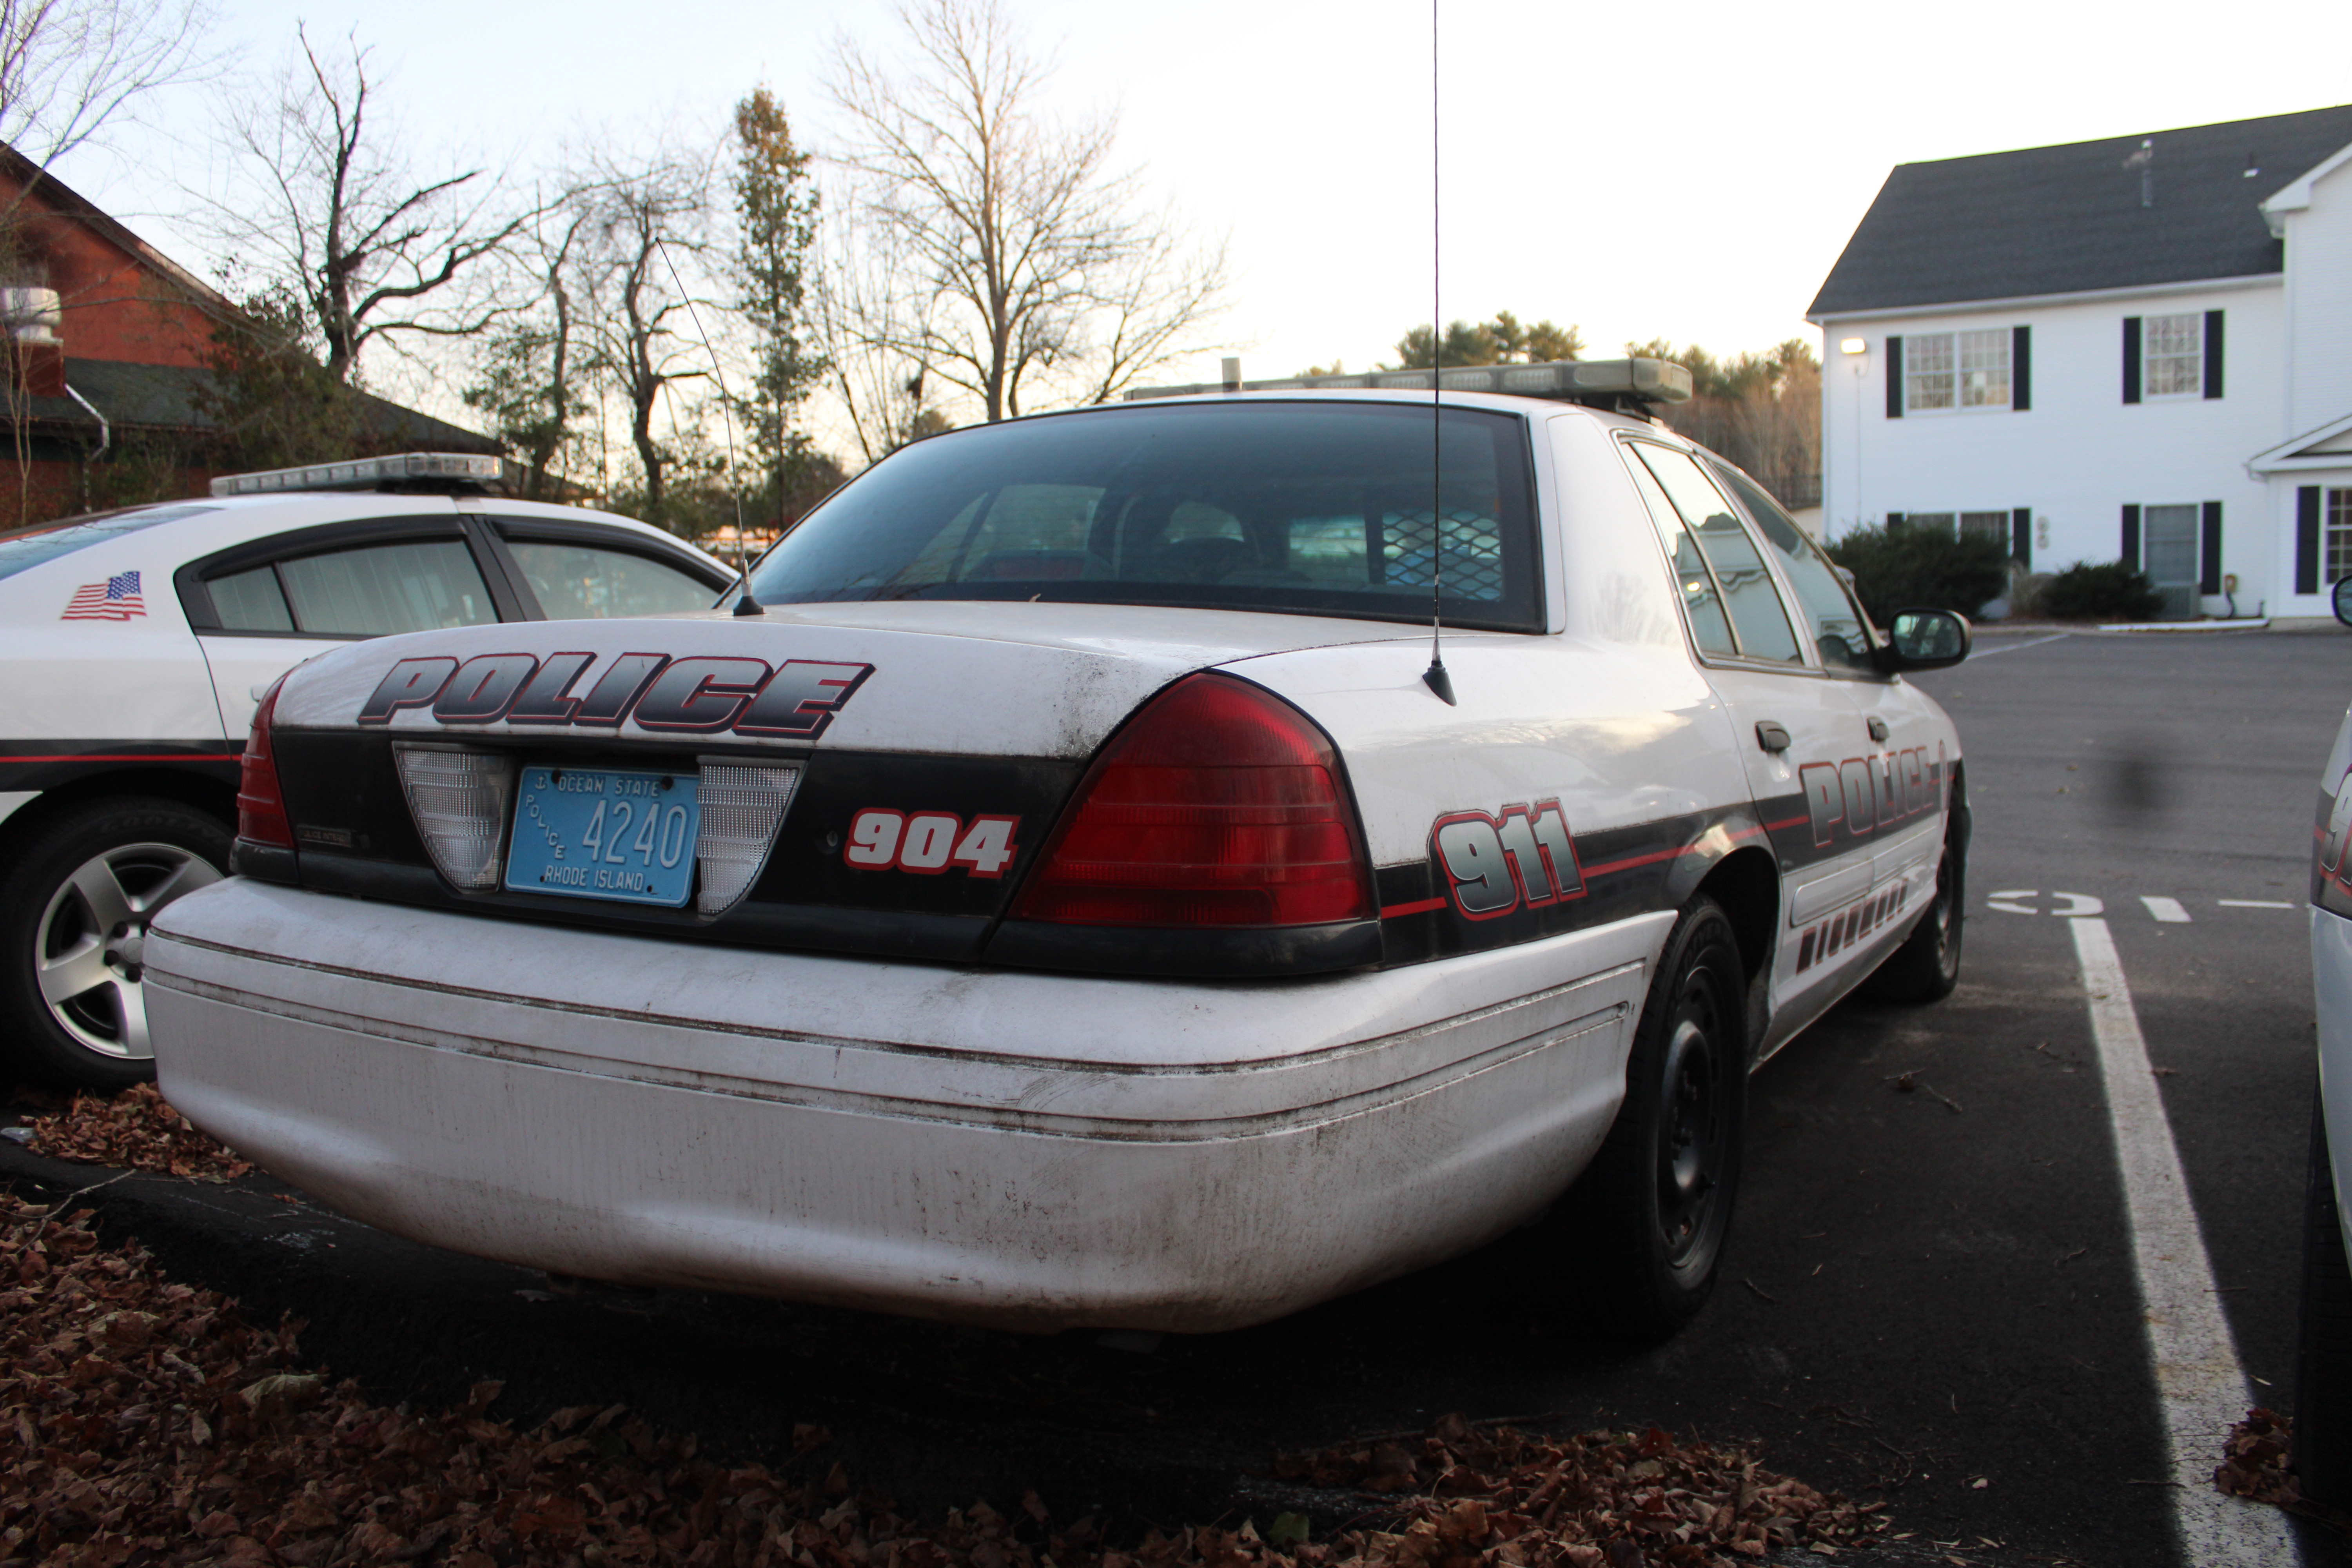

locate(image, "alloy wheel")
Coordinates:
34 841 221 1060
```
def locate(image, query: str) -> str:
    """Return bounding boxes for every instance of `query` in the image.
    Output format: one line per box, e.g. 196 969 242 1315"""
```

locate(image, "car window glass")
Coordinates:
1632 446 1802 664
0 503 216 584
1713 466 1875 671
276 539 495 636
1622 453 1735 657
208 564 294 632
741 403 1543 631
505 540 716 619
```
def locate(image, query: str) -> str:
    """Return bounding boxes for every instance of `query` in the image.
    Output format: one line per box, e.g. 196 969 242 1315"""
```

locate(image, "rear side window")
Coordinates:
506 539 716 619
1712 466 1876 672
276 541 496 635
1631 445 1802 664
743 402 1543 632
208 564 295 632
1623 456 1735 657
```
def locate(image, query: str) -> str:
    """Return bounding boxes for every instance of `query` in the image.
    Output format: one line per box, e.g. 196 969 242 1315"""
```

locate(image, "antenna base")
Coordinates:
1422 660 1456 705
733 592 765 617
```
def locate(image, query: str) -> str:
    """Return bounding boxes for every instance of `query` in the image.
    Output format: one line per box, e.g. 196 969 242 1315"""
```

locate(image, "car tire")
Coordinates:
2298 1084 2352 1508
1864 830 1965 1004
0 796 230 1093
1565 895 1748 1342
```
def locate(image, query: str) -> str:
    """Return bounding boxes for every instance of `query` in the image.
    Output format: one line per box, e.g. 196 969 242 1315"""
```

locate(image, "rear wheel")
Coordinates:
1565 896 1748 1341
2298 1085 2352 1508
1866 831 1964 1004
0 797 229 1092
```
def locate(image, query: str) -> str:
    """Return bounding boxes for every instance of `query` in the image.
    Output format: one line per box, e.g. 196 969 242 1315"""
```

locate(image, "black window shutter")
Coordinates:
2123 318 2142 404
2199 502 2222 594
2012 326 2031 410
2204 310 2225 399
1885 337 1903 418
1886 512 1906 530
2012 507 2032 567
2121 504 2141 567
2300 486 2323 593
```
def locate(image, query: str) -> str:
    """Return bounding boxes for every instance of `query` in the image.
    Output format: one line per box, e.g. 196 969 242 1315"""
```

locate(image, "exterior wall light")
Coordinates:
1840 338 1868 355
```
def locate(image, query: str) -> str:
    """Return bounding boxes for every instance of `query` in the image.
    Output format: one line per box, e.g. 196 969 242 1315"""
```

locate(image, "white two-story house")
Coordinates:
1809 104 2352 622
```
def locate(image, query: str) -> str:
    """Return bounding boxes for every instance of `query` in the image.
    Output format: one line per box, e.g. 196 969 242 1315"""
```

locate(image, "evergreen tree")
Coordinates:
730 87 827 527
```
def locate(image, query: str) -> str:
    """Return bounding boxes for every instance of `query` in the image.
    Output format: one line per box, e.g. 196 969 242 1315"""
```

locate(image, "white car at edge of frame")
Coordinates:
2299 707 2352 1505
143 363 1973 1338
0 454 733 1091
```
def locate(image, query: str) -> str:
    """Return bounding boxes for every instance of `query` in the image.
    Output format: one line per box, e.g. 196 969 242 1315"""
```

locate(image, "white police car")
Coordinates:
144 367 1972 1337
2301 713 2352 1505
0 454 732 1090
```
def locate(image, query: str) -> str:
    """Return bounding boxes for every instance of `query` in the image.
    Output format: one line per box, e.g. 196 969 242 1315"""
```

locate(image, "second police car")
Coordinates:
143 363 1972 1336
0 454 732 1091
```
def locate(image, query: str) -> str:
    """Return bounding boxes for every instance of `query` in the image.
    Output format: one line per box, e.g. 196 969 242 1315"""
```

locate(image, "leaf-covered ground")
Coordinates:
0 1186 1902 1567
2216 1408 2352 1541
15 1083 253 1183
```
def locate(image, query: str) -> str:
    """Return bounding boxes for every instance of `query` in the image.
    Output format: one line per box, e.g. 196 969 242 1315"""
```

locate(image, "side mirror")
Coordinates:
1875 607 1971 672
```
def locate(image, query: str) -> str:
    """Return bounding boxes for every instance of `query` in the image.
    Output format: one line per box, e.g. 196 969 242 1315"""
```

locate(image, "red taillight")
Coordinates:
1012 673 1375 928
236 677 294 849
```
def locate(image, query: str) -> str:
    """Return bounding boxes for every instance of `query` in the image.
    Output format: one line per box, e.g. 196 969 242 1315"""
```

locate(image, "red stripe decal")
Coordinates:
1578 846 1686 878
2 753 230 763
1764 815 1810 831
1379 896 1451 918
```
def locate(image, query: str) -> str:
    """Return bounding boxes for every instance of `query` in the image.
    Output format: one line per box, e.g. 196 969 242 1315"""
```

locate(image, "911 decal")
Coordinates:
1431 800 1585 920
844 809 1020 878
358 652 873 739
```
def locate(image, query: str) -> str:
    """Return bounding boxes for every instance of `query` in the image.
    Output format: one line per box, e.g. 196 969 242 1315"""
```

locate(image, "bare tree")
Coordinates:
825 0 1226 425
202 27 531 382
0 0 215 179
572 139 717 523
463 199 591 499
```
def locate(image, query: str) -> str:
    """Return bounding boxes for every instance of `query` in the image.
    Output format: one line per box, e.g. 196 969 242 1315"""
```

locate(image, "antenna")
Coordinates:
1421 0 1455 706
655 236 763 616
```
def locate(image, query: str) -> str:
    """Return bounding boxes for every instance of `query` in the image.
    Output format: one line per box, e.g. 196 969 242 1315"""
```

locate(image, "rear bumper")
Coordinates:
148 880 1662 1330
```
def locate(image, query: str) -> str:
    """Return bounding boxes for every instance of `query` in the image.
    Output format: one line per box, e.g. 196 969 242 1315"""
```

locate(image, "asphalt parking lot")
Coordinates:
3 625 2347 1568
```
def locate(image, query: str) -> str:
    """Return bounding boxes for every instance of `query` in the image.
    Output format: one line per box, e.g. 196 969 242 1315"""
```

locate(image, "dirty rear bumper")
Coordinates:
147 881 1662 1331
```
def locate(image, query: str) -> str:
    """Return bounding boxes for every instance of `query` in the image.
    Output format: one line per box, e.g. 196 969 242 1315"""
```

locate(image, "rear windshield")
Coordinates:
0 503 216 584
744 401 1543 632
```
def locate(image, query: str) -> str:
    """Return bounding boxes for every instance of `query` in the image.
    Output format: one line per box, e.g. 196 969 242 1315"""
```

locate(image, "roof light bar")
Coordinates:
209 452 515 497
1123 356 1693 407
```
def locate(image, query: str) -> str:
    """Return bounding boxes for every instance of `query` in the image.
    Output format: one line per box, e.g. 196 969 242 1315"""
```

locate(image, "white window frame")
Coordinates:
1902 329 2011 414
2326 488 2352 585
2143 312 2203 400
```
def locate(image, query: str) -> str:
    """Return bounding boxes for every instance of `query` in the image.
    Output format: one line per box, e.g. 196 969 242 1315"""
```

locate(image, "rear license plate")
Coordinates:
505 765 700 907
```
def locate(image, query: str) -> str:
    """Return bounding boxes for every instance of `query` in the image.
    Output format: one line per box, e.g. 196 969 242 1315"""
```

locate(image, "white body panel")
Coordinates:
152 878 1661 1331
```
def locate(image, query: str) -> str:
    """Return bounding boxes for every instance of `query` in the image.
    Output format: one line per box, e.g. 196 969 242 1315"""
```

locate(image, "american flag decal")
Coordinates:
62 570 145 621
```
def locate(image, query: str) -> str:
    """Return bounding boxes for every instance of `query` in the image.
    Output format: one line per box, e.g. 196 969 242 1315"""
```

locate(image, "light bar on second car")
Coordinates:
210 452 516 497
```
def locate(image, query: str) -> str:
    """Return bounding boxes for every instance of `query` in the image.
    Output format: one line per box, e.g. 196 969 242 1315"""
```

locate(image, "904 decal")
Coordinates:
844 809 1020 878
1432 800 1585 920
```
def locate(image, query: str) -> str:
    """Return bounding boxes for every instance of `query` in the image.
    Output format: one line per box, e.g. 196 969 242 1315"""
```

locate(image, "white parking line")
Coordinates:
2142 896 2192 923
2069 918 2300 1566
2218 899 2298 910
1966 631 2073 659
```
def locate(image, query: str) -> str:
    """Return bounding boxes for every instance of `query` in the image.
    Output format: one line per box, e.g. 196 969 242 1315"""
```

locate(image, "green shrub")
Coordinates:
2036 560 2164 621
1824 522 2011 624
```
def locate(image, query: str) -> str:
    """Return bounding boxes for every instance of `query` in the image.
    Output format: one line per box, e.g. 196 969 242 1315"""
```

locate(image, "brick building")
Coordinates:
0 143 497 529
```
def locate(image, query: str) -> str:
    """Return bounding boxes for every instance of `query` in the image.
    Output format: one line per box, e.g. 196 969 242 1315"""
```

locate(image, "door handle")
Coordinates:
1866 717 1890 742
1755 720 1791 753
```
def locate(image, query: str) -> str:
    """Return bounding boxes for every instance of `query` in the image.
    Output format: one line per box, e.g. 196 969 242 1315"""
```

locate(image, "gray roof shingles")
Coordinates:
22 358 501 452
1809 105 2352 317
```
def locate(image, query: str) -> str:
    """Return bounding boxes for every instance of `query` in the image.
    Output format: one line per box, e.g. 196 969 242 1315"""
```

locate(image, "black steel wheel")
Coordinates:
0 797 229 1091
2298 1083 2352 1508
1865 831 1965 1004
1566 896 1748 1341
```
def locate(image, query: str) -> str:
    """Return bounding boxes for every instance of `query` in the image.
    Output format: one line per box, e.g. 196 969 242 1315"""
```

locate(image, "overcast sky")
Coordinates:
52 0 2352 439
